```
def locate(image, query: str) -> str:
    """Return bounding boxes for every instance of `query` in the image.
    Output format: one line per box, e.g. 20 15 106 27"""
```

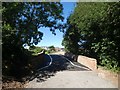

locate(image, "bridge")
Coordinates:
25 51 118 88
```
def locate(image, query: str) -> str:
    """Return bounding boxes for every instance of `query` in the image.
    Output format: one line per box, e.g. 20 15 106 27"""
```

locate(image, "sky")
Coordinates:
36 2 76 48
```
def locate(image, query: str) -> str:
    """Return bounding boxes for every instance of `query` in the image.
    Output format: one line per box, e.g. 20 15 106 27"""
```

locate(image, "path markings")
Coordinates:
60 55 91 71
37 54 91 71
37 54 53 71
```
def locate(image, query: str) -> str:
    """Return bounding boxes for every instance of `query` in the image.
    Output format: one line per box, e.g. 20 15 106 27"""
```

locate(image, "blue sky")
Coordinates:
36 2 76 48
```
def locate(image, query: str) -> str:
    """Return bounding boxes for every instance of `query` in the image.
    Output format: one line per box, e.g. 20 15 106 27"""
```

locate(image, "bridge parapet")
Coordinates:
64 52 97 71
77 55 97 71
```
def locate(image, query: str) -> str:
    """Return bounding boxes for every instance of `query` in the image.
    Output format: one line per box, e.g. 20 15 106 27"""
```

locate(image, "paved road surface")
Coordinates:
25 54 117 88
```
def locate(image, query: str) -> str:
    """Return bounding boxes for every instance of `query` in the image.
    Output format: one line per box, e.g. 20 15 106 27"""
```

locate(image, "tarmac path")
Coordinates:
25 53 117 88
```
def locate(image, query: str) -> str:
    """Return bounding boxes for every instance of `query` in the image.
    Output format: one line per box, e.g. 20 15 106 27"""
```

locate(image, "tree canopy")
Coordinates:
62 2 120 72
2 2 65 47
2 2 65 77
48 45 55 51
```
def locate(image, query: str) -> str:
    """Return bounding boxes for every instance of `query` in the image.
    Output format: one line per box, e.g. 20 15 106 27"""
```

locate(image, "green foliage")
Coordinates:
29 46 43 55
2 2 64 47
2 2 64 78
62 2 120 72
48 45 55 52
45 50 51 54
62 24 80 54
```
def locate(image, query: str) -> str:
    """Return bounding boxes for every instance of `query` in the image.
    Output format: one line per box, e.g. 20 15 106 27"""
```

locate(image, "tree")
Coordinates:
2 2 64 47
62 2 120 72
62 23 80 54
2 2 65 77
63 3 107 55
48 45 55 52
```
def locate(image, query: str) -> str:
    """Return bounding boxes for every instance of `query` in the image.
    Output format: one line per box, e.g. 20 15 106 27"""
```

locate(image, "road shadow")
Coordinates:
26 54 91 83
61 55 91 71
